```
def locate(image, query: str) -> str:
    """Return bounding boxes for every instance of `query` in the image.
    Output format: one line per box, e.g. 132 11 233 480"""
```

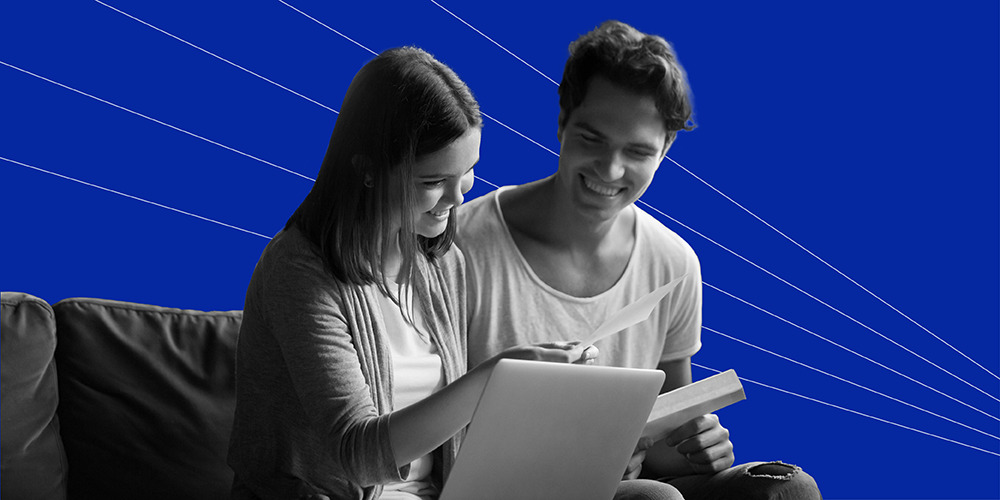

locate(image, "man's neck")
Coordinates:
499 176 636 298
527 176 631 252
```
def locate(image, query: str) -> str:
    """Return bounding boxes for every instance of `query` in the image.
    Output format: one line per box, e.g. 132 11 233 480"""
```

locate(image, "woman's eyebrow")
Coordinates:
418 159 479 178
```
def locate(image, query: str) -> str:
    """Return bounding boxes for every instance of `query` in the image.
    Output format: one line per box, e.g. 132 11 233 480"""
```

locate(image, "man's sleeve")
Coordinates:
659 242 702 363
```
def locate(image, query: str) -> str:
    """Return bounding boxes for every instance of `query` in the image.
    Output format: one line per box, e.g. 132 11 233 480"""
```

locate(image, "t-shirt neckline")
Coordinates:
490 185 641 303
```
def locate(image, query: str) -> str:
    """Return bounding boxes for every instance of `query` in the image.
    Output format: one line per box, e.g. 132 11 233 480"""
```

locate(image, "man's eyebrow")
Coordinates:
574 121 606 138
417 159 479 178
574 121 660 151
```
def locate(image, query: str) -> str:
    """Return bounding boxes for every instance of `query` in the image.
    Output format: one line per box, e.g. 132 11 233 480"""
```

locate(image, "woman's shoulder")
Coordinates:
254 226 330 287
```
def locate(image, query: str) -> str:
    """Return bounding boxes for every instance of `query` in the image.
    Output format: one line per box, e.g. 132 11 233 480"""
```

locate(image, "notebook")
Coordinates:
439 358 665 500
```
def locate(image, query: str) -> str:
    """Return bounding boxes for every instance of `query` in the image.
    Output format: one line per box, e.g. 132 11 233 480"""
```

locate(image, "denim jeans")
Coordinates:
615 461 822 500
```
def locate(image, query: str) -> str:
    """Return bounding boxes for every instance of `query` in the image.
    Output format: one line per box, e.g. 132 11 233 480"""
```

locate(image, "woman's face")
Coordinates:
410 127 481 238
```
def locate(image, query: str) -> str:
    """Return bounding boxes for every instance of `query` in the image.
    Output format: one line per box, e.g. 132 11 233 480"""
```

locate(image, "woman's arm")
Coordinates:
387 342 587 467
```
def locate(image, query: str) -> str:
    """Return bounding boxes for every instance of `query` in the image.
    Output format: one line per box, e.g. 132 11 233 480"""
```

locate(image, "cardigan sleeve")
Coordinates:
253 230 405 487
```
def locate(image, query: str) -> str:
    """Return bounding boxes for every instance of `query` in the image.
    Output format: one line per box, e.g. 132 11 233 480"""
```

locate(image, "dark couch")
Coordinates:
1 291 241 500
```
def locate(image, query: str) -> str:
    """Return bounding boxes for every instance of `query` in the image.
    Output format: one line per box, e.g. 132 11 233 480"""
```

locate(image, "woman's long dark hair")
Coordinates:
286 46 481 296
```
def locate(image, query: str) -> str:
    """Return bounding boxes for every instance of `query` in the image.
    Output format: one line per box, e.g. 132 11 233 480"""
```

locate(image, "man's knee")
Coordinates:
735 461 822 500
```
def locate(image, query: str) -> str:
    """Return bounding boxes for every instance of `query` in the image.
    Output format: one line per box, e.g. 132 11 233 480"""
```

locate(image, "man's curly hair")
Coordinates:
558 20 695 143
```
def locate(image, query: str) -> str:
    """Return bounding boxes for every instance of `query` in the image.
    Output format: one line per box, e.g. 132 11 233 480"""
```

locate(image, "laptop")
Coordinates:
440 358 665 500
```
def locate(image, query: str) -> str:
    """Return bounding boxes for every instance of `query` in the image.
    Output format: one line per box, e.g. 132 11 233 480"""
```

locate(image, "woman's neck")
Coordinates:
381 230 403 282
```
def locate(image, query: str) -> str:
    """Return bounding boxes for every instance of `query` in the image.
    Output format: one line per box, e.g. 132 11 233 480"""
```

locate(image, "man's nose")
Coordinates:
595 151 626 182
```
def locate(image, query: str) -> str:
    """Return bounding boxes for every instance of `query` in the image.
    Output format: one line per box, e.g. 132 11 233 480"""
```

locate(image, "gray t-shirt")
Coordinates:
456 187 702 370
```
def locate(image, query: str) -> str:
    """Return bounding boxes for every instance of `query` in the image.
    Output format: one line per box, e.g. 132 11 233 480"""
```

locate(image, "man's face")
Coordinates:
555 75 670 222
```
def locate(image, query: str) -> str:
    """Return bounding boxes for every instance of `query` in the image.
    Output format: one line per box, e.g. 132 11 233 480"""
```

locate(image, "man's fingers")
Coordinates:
623 450 646 480
674 424 729 455
664 413 720 446
682 438 733 465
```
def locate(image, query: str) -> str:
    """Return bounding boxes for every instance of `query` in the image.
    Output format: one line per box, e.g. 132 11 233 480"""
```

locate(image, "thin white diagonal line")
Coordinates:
433 7 1000 384
640 198 1000 404
0 60 315 182
71 4 513 205
702 326 999 441
428 0 560 86
474 176 500 189
276 0 378 56
95 0 341 115
702 282 999 422
692 363 1000 457
278 1 561 158
2 156 272 240
480 111 559 157
667 158 999 383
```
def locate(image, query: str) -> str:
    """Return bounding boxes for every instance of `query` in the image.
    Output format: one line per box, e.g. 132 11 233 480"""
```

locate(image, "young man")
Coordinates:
456 20 821 499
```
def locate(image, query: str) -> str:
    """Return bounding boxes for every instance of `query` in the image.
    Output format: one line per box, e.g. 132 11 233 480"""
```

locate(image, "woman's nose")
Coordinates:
444 180 465 207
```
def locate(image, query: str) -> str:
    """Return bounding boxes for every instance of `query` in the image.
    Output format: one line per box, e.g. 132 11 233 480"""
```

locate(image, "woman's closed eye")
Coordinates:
421 179 447 188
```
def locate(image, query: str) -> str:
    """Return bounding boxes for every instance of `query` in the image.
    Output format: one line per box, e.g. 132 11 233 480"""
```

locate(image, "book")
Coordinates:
641 369 746 442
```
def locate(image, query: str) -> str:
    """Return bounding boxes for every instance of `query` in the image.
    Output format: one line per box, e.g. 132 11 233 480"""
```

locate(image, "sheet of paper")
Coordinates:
581 274 688 345
641 369 745 442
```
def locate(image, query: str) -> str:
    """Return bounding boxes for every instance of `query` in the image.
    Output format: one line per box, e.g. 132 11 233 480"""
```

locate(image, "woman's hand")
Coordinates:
493 341 598 365
663 414 734 474
389 341 595 467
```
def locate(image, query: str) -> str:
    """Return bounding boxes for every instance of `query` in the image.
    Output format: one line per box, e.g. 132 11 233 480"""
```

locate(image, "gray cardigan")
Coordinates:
228 227 468 499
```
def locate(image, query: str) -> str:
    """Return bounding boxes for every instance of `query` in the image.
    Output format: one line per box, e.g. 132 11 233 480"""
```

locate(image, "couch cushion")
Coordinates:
53 298 241 500
1 292 69 500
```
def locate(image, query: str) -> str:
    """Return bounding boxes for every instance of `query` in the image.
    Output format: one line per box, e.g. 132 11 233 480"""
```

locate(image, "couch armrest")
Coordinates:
2 291 68 500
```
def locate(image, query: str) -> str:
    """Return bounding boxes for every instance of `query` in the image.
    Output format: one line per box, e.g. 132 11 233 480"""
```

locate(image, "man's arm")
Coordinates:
640 358 695 477
658 357 693 393
640 357 734 478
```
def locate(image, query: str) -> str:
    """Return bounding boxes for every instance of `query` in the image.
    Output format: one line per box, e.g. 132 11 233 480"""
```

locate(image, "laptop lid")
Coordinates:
440 358 665 500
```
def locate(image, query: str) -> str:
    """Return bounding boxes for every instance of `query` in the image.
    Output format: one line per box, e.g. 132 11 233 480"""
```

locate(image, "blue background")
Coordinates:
2 1 998 498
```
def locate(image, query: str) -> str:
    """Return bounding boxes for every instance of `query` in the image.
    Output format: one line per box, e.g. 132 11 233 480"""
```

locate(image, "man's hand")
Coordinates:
623 436 655 480
663 414 734 474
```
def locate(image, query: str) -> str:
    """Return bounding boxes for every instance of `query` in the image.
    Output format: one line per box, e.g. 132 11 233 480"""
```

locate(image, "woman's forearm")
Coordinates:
386 361 492 467
386 342 585 468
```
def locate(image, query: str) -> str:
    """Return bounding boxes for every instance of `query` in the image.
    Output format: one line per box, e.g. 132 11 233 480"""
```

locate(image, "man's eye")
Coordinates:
628 149 654 158
580 134 599 143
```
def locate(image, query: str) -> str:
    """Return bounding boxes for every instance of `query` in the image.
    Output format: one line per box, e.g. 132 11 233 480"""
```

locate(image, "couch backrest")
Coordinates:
1 292 69 500
52 297 241 500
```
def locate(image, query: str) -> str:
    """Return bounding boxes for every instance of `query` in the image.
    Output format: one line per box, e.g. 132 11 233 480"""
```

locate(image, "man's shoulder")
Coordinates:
633 205 699 263
456 188 507 249
457 189 498 225
433 243 466 280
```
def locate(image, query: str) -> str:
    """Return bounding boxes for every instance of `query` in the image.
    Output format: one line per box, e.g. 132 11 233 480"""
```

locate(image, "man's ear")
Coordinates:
556 109 567 142
660 135 676 160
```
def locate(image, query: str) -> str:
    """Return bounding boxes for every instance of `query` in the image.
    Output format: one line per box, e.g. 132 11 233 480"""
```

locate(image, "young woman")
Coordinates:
226 47 589 500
